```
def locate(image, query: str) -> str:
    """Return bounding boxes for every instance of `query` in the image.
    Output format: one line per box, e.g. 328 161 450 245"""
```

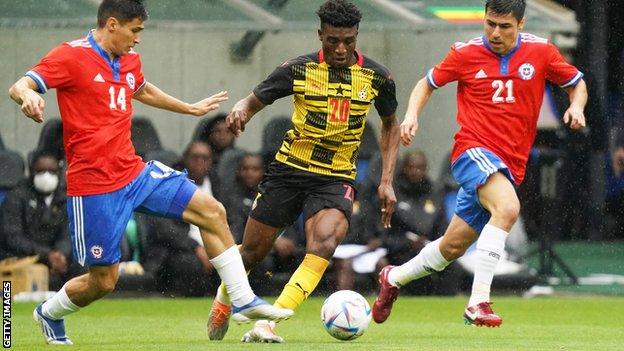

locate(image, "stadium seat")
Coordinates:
356 124 380 184
0 150 25 204
33 118 64 162
261 116 291 157
131 116 163 158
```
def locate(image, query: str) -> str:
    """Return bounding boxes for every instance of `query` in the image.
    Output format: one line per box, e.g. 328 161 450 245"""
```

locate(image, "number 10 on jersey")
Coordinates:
329 98 350 123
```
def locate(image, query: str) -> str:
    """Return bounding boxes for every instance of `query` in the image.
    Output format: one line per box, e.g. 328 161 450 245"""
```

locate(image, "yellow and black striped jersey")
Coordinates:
253 50 397 180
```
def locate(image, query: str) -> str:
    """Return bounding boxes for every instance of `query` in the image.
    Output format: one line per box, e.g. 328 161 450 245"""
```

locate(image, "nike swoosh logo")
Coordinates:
465 309 478 320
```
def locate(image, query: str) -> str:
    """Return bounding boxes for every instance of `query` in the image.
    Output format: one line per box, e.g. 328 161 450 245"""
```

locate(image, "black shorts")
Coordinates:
249 162 355 228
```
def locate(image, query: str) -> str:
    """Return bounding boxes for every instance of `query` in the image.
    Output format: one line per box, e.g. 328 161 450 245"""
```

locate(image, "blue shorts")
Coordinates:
451 147 514 233
67 161 197 266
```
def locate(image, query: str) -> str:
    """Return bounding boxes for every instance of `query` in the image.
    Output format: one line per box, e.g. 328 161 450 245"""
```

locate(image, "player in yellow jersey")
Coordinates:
208 0 401 342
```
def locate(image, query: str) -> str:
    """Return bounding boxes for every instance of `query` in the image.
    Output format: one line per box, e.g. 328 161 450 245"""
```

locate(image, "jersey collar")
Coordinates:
481 34 521 58
318 49 364 67
87 30 121 81
482 34 521 75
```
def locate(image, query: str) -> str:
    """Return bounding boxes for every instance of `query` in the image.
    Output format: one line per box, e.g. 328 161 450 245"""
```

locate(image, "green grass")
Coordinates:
9 296 624 350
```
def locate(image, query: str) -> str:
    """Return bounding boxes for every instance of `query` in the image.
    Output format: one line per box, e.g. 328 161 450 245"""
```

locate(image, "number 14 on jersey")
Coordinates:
108 86 127 111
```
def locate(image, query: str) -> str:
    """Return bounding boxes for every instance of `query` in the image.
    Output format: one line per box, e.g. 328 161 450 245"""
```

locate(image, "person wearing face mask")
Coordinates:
1 150 77 290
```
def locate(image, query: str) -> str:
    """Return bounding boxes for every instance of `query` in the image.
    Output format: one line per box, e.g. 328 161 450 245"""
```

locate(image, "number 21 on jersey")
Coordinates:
492 80 515 103
109 86 127 111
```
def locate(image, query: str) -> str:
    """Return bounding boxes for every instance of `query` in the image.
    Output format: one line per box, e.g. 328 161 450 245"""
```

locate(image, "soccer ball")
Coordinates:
320 290 371 341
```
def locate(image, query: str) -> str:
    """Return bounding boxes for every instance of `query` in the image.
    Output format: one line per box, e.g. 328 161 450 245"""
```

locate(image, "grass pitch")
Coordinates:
9 296 624 350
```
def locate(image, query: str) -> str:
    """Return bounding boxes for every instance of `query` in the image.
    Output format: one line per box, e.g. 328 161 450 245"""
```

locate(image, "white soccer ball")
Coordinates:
320 290 372 341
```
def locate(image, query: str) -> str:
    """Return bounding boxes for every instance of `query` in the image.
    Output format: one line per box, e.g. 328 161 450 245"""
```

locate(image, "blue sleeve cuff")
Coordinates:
426 68 440 89
25 70 48 94
560 71 584 89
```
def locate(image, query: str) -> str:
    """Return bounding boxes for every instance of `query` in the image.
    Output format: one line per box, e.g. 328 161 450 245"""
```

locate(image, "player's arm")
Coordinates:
8 76 45 123
226 93 267 137
133 82 228 117
401 78 435 146
378 113 401 228
562 79 588 130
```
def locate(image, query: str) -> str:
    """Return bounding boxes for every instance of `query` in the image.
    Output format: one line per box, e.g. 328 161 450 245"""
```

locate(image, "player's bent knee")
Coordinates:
440 240 469 261
89 271 118 294
491 200 520 226
192 194 227 228
240 247 264 267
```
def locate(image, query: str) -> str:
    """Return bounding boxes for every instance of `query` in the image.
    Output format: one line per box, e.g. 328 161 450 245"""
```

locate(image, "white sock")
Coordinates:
210 245 254 307
41 284 80 320
468 224 508 306
388 238 451 287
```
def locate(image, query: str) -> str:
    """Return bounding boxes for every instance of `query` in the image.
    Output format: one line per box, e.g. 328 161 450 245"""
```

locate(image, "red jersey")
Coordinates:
27 32 146 196
427 33 582 184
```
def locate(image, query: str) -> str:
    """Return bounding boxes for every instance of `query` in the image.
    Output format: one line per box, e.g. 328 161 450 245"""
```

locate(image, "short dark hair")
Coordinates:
485 0 526 22
97 0 148 28
30 149 59 169
317 0 362 28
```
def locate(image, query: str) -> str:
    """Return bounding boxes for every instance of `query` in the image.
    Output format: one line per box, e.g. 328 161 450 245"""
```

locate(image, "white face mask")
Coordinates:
33 171 59 194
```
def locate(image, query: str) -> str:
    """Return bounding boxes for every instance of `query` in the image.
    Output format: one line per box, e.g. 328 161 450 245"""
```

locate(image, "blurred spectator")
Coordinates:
605 136 624 238
332 184 385 291
382 150 461 295
221 153 264 242
384 151 447 263
193 113 237 169
141 141 220 296
0 150 81 289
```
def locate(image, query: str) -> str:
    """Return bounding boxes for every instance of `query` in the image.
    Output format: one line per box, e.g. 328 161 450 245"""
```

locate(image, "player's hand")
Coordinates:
563 105 586 130
377 182 396 229
20 90 45 123
188 91 228 116
226 108 249 137
400 116 418 146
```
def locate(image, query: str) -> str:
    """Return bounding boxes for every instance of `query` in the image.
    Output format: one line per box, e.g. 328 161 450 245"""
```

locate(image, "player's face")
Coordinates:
112 18 144 56
318 24 358 68
484 10 525 55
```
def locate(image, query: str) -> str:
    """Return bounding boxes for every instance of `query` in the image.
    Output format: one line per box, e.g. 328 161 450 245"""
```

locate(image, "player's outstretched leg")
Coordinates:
372 265 400 323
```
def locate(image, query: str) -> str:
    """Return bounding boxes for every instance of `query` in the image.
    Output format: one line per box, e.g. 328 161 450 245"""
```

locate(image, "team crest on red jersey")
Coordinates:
126 73 135 89
518 63 535 80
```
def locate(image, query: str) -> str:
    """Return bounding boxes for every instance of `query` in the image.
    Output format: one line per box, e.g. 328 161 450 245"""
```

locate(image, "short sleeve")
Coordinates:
134 55 146 92
374 73 398 118
27 45 73 93
252 62 294 105
545 43 583 88
427 45 462 89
